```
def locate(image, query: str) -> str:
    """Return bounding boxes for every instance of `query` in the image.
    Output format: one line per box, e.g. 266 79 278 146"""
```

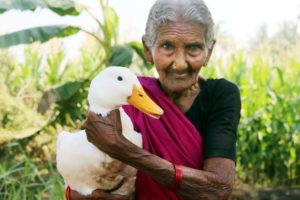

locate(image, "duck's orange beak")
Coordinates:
127 84 164 119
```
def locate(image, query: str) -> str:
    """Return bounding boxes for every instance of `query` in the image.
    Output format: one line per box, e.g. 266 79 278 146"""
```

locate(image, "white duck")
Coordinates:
56 66 163 196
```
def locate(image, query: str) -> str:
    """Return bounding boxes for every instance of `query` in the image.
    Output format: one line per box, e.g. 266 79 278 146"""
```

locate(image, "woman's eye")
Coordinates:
162 42 173 50
187 44 201 52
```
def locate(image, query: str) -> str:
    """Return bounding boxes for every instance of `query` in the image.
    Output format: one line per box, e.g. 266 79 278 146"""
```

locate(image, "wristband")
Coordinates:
65 185 71 200
168 164 183 191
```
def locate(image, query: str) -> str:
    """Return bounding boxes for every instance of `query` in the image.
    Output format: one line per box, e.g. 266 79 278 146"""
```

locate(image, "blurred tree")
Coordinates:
252 23 269 47
271 21 300 49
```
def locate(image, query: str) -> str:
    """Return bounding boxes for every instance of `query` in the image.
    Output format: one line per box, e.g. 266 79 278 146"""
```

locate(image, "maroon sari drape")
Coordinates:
123 77 204 200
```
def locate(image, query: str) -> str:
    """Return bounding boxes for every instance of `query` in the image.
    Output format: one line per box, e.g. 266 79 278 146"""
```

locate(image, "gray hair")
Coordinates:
144 0 215 49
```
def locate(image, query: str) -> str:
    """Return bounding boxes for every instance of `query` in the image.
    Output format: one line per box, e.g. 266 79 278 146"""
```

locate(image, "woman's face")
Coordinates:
144 21 213 93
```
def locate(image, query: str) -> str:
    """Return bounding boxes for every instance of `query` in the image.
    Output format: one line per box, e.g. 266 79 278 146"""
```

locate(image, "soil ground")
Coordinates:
232 187 300 199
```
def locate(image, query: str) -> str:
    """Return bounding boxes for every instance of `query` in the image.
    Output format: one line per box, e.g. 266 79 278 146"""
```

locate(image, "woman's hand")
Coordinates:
84 110 126 157
70 189 129 200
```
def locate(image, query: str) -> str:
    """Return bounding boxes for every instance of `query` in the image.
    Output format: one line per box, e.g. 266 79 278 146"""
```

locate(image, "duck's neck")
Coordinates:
89 104 118 117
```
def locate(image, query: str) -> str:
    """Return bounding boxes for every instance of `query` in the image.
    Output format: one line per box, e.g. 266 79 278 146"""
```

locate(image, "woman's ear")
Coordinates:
142 36 154 65
204 39 216 65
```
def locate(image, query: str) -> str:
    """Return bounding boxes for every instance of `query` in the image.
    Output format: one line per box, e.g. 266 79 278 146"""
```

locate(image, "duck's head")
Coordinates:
88 66 163 118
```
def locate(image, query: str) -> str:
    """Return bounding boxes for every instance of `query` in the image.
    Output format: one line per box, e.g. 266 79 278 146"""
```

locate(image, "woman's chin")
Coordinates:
166 84 193 93
159 77 196 94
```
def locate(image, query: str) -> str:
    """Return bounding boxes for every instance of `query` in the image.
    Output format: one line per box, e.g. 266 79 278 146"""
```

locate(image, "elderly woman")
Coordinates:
71 0 241 199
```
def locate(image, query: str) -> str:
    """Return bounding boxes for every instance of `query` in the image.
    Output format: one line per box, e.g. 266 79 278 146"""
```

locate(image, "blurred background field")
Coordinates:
0 0 299 199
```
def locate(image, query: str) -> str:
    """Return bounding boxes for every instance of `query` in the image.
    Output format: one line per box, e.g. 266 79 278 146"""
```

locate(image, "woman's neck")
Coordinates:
160 79 201 113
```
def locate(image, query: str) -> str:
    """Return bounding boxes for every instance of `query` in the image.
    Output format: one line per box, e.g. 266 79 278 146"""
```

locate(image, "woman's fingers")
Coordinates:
92 189 130 200
70 189 91 199
70 189 129 200
108 109 122 135
84 110 126 155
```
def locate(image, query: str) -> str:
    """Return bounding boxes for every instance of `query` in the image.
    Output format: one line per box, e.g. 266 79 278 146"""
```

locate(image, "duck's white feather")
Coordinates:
56 67 144 196
56 108 142 196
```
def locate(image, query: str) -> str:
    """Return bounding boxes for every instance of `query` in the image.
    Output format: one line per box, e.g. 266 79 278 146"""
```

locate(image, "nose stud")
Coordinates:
172 62 188 69
172 63 177 69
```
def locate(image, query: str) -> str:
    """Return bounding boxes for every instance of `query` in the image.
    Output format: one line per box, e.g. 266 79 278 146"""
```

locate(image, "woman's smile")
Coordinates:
169 69 191 79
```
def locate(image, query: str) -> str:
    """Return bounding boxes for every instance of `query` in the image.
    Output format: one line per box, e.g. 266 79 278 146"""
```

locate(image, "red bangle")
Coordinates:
65 185 71 200
168 164 183 191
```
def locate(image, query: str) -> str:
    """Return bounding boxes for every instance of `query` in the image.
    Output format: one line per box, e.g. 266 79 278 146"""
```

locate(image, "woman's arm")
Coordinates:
86 111 234 200
106 135 234 200
179 157 235 200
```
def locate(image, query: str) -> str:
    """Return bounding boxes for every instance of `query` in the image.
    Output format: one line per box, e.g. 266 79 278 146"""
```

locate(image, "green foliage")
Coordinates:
47 80 90 125
0 80 48 144
0 26 80 48
1 48 299 196
0 0 79 16
203 50 300 187
1 1 299 198
99 1 119 49
0 142 64 199
108 45 133 66
127 41 153 70
0 0 152 74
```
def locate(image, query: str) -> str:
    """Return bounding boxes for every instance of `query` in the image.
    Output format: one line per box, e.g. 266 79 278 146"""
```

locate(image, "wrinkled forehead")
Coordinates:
154 21 206 46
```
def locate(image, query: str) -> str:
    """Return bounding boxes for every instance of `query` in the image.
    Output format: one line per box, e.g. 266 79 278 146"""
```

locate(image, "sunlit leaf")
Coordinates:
127 41 153 70
0 126 47 144
0 26 80 48
108 45 133 66
0 0 79 16
46 0 80 16
103 6 119 43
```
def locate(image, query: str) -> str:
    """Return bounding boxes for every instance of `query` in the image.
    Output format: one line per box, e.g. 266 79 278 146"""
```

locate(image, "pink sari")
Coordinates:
123 77 204 200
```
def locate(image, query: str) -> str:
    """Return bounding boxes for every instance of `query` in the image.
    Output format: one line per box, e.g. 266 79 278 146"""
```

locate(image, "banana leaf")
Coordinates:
0 25 80 48
0 0 79 16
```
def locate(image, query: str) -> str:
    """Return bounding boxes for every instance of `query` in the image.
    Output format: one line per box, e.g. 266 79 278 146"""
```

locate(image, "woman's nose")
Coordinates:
173 50 188 70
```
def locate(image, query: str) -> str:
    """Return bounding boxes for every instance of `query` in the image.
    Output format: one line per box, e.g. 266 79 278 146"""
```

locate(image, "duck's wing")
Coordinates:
57 130 111 195
56 130 137 196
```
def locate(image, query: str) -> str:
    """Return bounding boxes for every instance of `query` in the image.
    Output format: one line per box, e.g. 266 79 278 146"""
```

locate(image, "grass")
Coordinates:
0 143 64 200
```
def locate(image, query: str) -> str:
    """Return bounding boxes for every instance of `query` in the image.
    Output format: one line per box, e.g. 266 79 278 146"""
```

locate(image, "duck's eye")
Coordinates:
117 76 123 81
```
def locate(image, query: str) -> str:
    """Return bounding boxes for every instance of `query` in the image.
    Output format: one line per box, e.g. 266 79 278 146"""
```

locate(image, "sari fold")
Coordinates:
123 77 204 200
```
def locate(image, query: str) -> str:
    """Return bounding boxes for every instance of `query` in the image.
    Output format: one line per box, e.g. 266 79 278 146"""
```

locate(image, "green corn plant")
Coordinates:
204 50 300 187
